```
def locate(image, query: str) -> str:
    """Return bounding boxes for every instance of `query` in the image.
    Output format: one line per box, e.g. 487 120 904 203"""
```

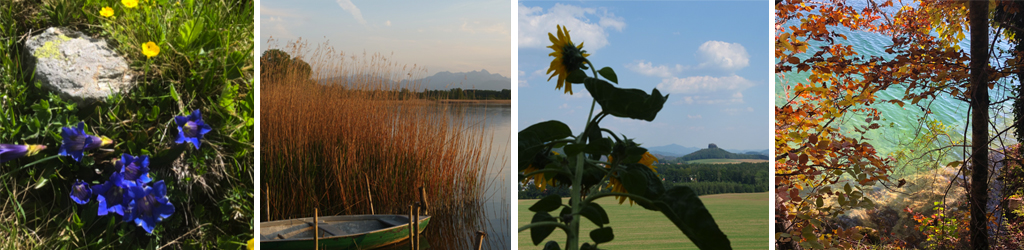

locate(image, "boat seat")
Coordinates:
377 217 406 227
308 221 349 237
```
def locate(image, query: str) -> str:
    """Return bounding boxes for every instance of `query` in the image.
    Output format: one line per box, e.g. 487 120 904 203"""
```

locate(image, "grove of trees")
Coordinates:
776 0 1024 249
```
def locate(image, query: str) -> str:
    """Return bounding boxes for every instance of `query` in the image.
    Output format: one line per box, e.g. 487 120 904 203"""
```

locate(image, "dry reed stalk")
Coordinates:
260 39 492 231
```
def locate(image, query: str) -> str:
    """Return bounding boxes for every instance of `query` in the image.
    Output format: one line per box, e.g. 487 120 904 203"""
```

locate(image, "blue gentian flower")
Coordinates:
117 153 151 184
92 172 133 217
0 144 46 163
70 179 92 205
174 109 212 149
58 122 112 162
128 180 174 233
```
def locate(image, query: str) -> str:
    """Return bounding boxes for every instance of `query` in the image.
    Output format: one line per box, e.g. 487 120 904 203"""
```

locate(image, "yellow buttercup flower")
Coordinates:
546 25 589 95
122 0 138 8
142 42 160 58
605 152 659 205
247 238 254 250
100 7 114 17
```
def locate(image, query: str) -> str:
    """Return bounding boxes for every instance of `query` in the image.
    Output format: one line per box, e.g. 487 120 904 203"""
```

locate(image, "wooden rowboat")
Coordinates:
260 214 431 249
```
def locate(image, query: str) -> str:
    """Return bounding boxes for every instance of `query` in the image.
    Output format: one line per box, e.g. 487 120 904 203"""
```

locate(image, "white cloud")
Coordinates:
518 3 625 50
386 20 391 26
746 107 754 112
335 0 367 25
518 70 528 87
687 114 702 119
625 60 686 78
656 75 754 94
697 41 749 71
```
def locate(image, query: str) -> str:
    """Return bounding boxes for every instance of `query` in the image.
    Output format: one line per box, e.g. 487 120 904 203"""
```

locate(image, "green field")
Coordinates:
518 192 769 249
686 159 769 164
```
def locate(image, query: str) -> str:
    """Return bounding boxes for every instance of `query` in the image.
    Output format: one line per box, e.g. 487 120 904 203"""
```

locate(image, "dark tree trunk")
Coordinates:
969 1 990 250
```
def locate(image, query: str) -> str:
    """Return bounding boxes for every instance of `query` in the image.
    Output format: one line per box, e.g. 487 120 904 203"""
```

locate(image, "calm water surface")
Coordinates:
383 102 511 249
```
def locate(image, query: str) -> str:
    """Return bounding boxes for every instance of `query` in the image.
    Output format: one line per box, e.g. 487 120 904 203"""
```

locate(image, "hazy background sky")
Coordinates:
518 1 769 151
260 0 511 78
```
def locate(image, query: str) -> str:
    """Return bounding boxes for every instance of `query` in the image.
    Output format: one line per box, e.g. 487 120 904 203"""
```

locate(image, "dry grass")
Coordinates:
260 39 495 234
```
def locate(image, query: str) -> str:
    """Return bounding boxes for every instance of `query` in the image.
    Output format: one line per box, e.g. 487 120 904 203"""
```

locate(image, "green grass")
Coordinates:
0 0 253 248
518 192 769 249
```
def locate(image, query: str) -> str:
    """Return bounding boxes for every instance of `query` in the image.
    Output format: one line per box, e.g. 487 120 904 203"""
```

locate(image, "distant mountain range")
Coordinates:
405 69 510 91
647 143 767 157
318 69 510 91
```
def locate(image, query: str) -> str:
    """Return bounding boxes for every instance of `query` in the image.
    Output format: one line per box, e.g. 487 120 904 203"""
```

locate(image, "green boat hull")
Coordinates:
260 214 431 249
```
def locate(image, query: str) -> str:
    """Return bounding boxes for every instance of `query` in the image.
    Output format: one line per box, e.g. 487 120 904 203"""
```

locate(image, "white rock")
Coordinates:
23 27 133 105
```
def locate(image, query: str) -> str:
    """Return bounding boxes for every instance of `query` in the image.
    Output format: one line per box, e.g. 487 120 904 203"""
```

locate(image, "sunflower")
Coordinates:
521 151 560 190
546 25 589 95
605 152 659 205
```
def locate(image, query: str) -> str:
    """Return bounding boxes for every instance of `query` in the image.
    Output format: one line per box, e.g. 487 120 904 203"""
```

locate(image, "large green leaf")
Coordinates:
579 202 610 226
531 212 558 245
653 186 732 250
543 241 561 250
530 195 563 212
615 162 732 249
590 227 614 245
519 120 572 170
583 78 668 121
598 67 618 83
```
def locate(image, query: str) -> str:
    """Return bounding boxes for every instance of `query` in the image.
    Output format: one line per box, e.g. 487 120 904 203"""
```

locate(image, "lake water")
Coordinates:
382 102 511 249
776 6 1017 176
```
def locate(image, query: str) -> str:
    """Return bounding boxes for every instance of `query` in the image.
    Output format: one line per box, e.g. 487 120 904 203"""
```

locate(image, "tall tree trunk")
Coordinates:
969 1 990 249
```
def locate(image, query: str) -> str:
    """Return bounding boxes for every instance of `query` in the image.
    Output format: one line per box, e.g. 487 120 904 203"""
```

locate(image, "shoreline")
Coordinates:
434 99 511 104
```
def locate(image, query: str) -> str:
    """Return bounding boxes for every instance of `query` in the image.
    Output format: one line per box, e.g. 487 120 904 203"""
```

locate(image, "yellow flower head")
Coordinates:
247 238 254 250
521 151 560 190
122 0 138 8
142 42 160 58
605 152 659 205
100 7 114 17
546 25 589 95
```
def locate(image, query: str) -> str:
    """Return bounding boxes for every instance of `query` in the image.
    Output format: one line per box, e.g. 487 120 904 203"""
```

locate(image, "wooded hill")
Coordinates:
676 147 769 162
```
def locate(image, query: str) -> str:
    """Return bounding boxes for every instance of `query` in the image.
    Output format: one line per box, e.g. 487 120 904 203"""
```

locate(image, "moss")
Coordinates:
32 34 73 60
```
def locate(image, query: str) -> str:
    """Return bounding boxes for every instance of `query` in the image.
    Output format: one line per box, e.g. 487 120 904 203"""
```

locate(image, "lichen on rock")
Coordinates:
23 27 133 105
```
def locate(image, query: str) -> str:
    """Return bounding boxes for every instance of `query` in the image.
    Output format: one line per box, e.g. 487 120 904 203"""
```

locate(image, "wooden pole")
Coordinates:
418 186 429 215
314 208 319 250
365 174 374 215
414 202 421 249
409 204 415 250
474 231 487 250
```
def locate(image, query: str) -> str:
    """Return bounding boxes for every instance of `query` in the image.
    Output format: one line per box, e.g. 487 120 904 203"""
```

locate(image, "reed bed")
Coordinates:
261 40 502 248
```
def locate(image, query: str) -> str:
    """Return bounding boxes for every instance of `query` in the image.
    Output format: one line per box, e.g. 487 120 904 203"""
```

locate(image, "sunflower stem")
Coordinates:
567 70 598 250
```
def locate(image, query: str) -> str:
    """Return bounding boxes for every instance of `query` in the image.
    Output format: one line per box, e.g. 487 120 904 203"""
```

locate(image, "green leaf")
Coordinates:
584 79 668 121
579 202 610 226
590 227 614 244
169 84 180 102
598 67 618 83
530 195 563 212
543 241 561 250
567 69 587 84
531 212 557 245
619 163 664 203
519 120 573 170
651 186 732 249
149 106 160 122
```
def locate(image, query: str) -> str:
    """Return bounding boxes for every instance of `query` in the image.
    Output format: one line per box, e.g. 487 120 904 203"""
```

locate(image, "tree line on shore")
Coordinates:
519 162 768 199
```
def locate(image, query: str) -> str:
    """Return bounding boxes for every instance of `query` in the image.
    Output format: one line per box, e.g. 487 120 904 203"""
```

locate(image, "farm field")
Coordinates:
518 192 769 249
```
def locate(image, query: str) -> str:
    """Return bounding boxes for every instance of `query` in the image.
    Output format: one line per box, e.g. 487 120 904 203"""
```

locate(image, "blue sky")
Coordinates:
518 1 769 151
260 0 511 77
